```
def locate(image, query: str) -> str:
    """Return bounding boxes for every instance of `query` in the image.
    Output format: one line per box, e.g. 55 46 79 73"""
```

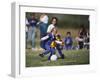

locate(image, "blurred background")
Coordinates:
26 12 89 28
26 12 89 48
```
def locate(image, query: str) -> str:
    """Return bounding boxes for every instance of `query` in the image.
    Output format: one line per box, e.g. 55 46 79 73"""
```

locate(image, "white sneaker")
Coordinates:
32 48 35 51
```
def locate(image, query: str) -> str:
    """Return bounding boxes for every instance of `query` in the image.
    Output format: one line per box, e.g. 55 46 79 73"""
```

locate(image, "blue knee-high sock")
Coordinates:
48 52 52 60
57 49 63 57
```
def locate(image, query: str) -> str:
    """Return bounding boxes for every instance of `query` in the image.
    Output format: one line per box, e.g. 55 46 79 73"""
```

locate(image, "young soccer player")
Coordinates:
27 14 38 50
39 28 57 61
55 33 65 59
64 32 73 50
47 17 64 59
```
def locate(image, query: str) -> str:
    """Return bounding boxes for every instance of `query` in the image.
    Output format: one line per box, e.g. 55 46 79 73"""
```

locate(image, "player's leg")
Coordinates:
39 44 51 57
40 40 46 50
56 44 64 59
57 48 64 59
48 48 55 60
43 44 51 55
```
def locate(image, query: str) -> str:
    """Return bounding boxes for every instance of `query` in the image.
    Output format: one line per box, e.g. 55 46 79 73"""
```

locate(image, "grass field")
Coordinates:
26 28 89 67
26 49 89 67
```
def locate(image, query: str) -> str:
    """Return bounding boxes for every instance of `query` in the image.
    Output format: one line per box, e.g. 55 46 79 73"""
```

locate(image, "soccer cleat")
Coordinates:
39 53 44 57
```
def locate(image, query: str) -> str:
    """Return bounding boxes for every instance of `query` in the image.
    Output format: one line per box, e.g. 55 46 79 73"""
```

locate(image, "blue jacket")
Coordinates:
28 18 38 27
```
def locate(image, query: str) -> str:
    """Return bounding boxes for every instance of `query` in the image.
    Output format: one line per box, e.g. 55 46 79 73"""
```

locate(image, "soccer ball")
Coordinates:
50 55 57 61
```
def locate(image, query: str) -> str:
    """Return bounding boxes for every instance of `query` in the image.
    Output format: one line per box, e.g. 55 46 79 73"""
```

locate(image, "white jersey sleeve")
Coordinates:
47 24 55 33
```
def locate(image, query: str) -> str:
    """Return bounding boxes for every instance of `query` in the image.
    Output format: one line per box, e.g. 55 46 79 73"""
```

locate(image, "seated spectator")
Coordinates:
64 32 73 50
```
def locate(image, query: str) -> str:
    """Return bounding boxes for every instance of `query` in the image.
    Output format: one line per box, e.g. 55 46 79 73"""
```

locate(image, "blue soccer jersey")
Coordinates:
45 33 55 46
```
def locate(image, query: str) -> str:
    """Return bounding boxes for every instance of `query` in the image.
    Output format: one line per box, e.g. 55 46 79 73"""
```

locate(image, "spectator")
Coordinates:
47 17 58 33
38 13 49 49
76 25 87 49
25 18 30 48
64 32 73 50
27 14 38 51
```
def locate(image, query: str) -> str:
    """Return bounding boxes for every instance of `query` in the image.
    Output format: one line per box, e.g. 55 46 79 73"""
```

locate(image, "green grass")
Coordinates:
26 49 89 67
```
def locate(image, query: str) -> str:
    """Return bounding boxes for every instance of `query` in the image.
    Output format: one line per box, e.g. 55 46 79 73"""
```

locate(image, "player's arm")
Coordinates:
41 35 49 41
55 40 62 44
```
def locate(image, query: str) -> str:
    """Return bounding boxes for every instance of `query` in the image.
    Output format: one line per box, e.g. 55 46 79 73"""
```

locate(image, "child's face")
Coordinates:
52 19 57 25
67 34 71 37
32 15 35 19
52 28 57 35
